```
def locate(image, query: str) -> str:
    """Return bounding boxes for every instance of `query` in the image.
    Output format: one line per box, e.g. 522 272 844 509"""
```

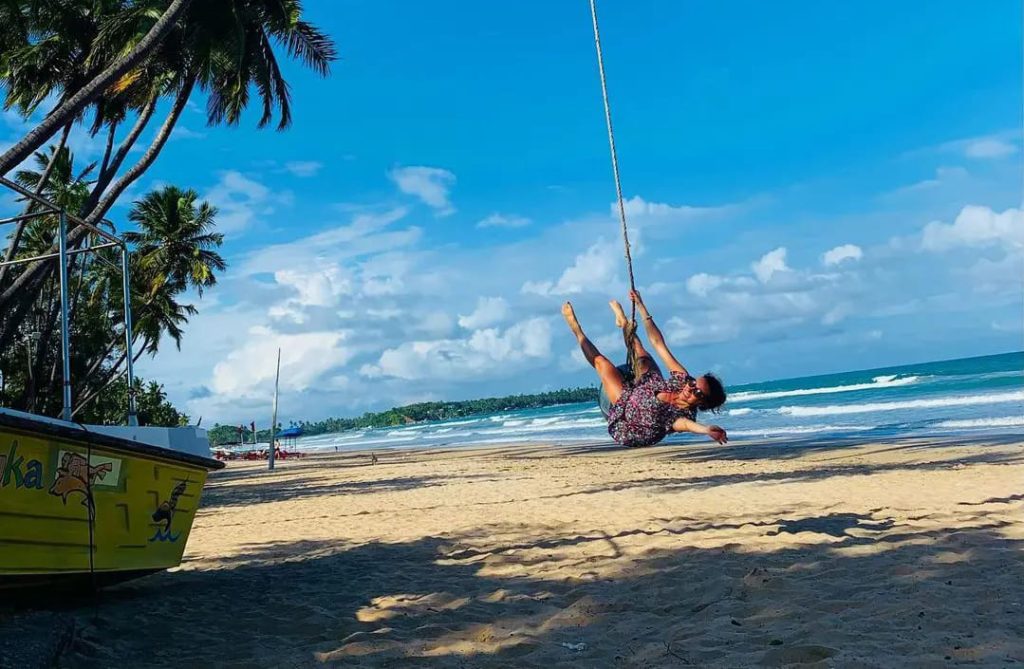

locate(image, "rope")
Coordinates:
588 0 641 381
79 422 98 596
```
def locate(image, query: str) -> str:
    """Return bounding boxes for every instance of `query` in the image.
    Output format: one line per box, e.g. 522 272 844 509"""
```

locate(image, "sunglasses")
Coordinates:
684 375 706 402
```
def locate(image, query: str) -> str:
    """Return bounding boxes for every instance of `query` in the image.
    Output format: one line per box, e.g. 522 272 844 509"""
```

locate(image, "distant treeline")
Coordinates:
208 386 599 446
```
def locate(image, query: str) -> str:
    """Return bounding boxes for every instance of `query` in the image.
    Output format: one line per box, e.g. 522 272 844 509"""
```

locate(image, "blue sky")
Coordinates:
4 0 1022 425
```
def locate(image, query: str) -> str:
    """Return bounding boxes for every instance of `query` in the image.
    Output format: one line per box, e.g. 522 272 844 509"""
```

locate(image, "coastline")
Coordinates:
10 433 1024 667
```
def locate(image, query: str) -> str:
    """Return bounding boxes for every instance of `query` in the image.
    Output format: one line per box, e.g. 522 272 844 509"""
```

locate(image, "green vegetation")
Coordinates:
208 387 599 445
81 378 190 428
0 1 337 426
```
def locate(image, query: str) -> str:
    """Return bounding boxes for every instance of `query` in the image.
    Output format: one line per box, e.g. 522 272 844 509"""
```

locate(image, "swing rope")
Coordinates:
588 0 641 382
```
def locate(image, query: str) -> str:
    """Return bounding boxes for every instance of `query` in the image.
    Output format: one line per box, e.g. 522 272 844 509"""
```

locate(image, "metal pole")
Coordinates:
57 212 72 422
0 176 121 244
0 241 121 269
121 246 139 426
268 349 281 471
0 211 48 226
24 339 33 406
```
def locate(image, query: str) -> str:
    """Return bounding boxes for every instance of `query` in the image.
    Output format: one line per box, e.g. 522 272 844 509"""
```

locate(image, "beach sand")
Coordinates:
50 436 1024 667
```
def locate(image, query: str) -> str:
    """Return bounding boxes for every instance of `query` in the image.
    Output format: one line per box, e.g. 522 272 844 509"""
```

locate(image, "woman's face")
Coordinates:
673 375 709 409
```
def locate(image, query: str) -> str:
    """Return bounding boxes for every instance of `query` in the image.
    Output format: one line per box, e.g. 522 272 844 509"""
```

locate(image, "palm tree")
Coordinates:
0 0 194 176
0 0 336 340
124 186 226 297
85 0 337 225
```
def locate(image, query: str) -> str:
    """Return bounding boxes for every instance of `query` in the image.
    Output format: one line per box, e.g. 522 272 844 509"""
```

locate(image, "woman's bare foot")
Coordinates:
609 300 628 328
562 302 584 338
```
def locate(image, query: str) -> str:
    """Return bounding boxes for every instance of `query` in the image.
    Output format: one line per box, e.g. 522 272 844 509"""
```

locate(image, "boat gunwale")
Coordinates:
0 411 224 471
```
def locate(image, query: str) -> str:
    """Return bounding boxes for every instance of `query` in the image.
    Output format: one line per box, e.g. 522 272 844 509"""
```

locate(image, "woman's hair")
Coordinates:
699 373 727 413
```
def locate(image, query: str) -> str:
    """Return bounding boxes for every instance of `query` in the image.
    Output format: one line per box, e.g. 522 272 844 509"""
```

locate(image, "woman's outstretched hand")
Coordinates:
629 289 644 306
707 426 728 445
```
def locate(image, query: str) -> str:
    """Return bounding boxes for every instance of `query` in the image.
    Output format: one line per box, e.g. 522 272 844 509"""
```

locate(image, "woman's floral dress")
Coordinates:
606 370 695 447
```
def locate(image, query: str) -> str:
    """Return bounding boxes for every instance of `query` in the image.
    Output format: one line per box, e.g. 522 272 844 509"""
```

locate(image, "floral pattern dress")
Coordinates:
606 370 695 447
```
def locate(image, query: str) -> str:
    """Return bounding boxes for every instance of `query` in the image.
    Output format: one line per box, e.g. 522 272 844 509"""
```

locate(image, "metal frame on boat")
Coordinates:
0 175 139 425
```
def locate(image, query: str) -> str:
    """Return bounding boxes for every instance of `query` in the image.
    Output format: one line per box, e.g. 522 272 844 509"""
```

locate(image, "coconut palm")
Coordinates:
0 0 193 176
124 186 226 297
0 0 335 344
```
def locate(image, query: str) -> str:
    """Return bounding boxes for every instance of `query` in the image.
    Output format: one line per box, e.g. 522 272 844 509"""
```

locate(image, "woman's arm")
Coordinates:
631 290 689 377
671 417 728 444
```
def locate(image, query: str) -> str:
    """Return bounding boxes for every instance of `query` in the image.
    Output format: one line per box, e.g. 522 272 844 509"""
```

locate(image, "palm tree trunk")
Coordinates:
98 121 118 179
86 76 195 227
81 335 122 387
85 97 157 214
0 123 73 286
72 338 148 418
73 367 127 418
0 0 194 177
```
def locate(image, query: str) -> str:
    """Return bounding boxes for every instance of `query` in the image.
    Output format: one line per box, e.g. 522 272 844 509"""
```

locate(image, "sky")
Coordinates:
3 0 1023 426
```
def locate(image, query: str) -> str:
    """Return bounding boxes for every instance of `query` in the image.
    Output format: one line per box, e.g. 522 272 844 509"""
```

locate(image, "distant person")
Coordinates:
561 290 728 448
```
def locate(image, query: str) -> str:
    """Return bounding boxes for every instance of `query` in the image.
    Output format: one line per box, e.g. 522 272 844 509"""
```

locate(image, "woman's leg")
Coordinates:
562 302 626 404
609 300 658 378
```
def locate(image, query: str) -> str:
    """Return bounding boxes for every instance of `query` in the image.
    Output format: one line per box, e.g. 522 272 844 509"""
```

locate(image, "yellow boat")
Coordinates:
0 408 224 591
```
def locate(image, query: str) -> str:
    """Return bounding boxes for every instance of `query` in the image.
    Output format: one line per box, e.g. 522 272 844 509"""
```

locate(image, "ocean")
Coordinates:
289 352 1023 453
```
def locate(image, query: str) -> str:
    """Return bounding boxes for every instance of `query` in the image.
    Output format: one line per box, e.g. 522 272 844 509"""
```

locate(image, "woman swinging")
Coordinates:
562 291 728 448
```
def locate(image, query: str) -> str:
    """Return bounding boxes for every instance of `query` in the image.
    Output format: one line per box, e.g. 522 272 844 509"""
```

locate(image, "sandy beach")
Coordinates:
30 435 1024 667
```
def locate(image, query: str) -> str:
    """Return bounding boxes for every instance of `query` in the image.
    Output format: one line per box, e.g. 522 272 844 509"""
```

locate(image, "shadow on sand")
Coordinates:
53 509 1024 668
4 434 1022 667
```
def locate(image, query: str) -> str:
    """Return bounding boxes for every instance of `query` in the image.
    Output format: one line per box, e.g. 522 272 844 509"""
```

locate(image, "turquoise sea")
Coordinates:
292 352 1024 453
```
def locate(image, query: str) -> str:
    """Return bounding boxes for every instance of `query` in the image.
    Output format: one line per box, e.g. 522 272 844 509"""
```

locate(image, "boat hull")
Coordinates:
0 411 222 591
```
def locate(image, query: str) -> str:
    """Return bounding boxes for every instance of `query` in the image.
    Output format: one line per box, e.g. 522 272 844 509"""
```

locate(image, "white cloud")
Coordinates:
920 132 1020 160
240 207 414 274
521 239 622 296
822 244 863 266
211 326 357 396
389 166 456 216
664 316 740 346
887 166 969 197
268 266 354 324
414 312 455 337
204 171 288 234
171 126 206 140
751 247 790 283
477 213 531 229
821 304 849 326
686 273 723 297
921 205 1024 252
458 296 510 329
619 195 742 226
963 137 1018 159
284 160 323 177
966 253 1024 294
362 318 552 380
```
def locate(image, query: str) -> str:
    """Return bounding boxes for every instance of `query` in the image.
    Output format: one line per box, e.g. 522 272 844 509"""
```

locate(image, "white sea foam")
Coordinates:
732 375 922 403
935 416 1024 429
439 418 485 427
476 417 607 436
725 424 875 438
728 408 754 416
778 390 1024 417
306 434 420 449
